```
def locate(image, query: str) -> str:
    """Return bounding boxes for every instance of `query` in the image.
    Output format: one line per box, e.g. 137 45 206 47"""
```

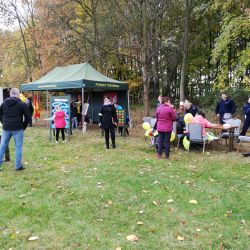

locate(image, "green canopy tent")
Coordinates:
20 63 129 123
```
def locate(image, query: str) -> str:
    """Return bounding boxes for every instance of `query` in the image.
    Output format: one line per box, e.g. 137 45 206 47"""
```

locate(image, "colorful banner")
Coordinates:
103 92 117 104
50 96 70 129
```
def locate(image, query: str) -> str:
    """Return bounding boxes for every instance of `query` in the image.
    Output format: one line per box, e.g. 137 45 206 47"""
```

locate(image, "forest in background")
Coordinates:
0 0 249 115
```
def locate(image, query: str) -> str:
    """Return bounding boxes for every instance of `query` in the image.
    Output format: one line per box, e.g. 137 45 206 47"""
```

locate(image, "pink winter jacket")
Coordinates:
155 104 176 132
54 111 66 128
191 115 213 136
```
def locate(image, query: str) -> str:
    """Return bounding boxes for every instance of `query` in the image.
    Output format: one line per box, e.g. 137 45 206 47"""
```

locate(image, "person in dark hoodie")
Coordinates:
27 96 34 127
240 96 250 136
98 97 118 149
0 88 30 171
215 93 236 124
184 100 198 117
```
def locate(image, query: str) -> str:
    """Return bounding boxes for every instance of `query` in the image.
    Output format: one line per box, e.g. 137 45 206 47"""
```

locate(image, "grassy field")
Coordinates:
0 126 249 249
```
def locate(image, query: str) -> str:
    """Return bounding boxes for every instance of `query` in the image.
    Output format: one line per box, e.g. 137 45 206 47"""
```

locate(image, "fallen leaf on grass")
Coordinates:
139 210 144 214
208 178 214 182
10 233 17 239
241 220 246 224
18 194 26 198
167 199 174 203
177 235 184 241
142 189 149 193
189 199 198 204
168 207 175 212
28 236 39 241
116 247 122 250
137 221 144 225
196 228 201 232
126 235 139 242
152 200 160 205
153 180 160 184
224 210 233 217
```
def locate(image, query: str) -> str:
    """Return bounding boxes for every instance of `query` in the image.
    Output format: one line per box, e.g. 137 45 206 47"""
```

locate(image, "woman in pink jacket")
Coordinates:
52 106 68 143
155 96 176 160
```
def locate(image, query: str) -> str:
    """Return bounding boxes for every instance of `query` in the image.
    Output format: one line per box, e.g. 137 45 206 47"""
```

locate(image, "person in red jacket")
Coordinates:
52 106 68 144
155 96 176 160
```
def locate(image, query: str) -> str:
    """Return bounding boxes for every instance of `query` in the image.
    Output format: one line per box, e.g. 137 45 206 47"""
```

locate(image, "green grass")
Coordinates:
0 127 249 249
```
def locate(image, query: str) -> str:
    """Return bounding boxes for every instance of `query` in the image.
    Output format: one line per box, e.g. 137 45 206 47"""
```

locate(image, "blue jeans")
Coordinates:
0 129 24 169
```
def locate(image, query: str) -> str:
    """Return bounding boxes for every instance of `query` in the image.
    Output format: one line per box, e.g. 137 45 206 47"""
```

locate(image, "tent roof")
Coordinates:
20 63 128 91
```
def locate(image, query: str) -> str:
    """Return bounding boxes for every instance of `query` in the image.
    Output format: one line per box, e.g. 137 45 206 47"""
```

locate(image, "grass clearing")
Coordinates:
0 126 249 249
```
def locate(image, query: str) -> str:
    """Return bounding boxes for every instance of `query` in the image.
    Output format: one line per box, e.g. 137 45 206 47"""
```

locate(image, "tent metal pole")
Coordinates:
46 90 49 127
46 90 51 141
127 90 131 127
82 87 85 132
91 91 94 124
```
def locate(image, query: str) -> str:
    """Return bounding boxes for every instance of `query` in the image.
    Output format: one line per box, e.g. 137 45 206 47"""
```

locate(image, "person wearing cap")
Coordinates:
0 88 30 171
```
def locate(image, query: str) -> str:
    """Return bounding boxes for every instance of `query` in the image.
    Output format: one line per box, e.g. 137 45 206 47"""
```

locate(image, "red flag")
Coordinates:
33 93 40 119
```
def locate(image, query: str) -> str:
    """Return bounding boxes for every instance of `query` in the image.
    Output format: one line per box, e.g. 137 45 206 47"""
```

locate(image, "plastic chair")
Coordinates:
221 118 241 144
237 135 250 152
142 117 152 124
173 121 185 149
189 123 207 154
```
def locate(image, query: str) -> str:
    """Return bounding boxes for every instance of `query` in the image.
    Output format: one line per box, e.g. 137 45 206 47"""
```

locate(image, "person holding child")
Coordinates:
155 96 176 160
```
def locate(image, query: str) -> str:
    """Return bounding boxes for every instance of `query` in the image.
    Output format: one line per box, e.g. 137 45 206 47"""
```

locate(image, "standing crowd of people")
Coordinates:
0 88 250 170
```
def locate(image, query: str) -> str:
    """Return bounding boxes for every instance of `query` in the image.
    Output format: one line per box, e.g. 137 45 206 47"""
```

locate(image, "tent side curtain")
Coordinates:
20 80 128 91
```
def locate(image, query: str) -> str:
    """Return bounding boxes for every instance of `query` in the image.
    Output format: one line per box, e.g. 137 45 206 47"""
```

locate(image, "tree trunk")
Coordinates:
142 0 150 116
180 0 191 101
14 5 32 82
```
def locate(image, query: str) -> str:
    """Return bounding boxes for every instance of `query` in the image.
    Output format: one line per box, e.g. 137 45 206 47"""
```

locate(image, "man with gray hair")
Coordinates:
0 88 30 171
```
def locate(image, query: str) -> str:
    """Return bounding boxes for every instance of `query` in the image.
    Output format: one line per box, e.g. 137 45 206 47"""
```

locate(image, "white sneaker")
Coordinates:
55 141 58 144
62 140 65 144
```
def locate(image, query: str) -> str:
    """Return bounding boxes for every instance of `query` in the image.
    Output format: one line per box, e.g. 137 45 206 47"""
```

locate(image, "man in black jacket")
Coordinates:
215 93 236 124
0 88 30 171
98 97 118 149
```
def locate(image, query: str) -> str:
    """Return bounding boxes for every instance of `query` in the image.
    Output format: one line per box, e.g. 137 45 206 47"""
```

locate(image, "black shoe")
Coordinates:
112 145 116 149
16 166 25 171
242 153 250 157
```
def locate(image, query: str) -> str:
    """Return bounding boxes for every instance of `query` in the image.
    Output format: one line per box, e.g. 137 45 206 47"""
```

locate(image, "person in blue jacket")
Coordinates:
240 97 250 136
215 93 236 124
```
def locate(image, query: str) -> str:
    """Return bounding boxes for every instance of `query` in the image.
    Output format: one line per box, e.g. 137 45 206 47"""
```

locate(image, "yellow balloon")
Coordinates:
170 131 175 142
183 136 190 151
184 113 193 125
142 122 151 130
